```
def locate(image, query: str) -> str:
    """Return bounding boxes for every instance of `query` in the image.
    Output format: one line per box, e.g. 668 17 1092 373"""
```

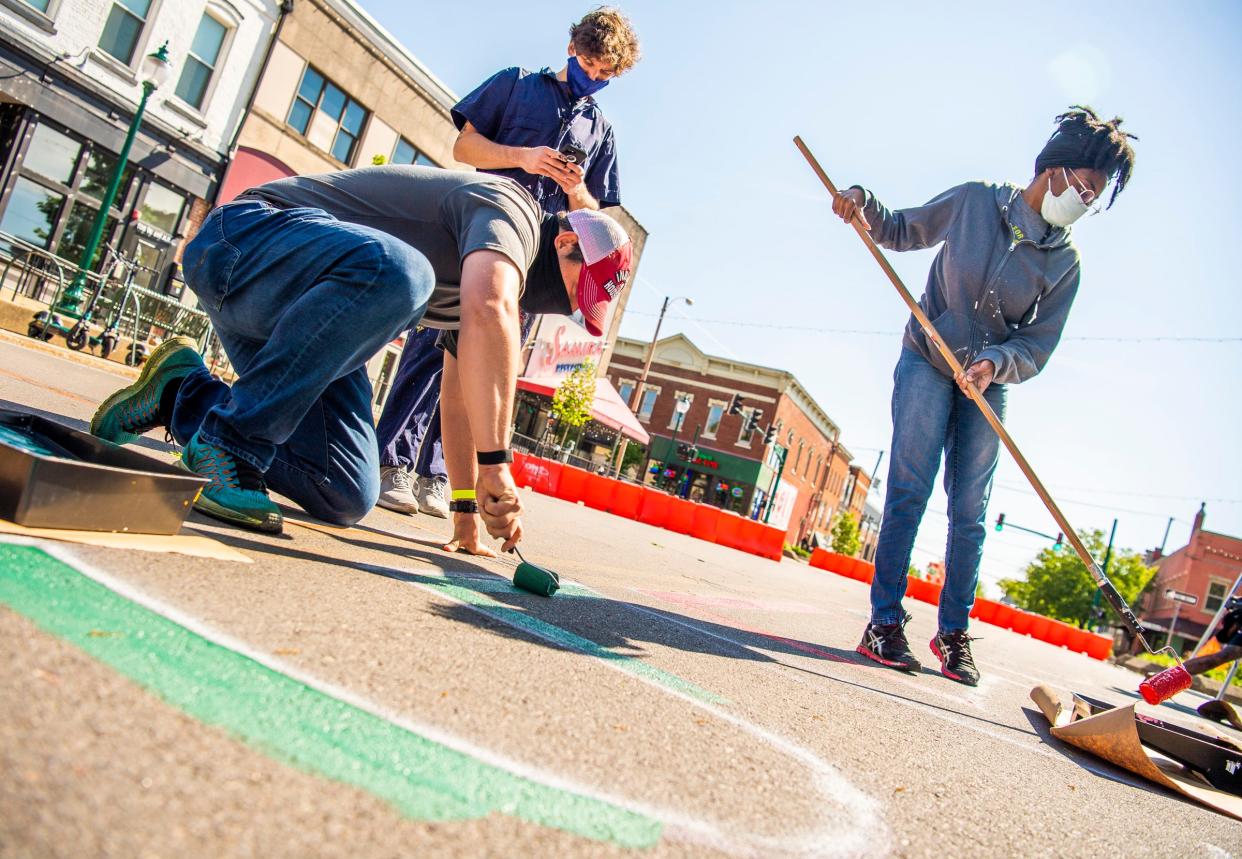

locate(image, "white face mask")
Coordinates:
1040 168 1090 227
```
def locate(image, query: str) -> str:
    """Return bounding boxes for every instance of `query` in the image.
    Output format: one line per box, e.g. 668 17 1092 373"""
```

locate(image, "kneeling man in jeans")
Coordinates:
91 165 631 552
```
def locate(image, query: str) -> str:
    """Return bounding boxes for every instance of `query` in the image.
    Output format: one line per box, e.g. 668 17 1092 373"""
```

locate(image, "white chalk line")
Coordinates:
19 540 887 859
612 588 1158 794
403 568 888 859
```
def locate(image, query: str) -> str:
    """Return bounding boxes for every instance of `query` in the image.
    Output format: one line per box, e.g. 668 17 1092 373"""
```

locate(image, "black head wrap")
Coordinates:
1033 105 1138 209
521 214 573 317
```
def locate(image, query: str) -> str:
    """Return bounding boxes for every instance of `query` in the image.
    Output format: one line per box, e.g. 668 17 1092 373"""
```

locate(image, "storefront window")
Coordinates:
81 149 135 202
0 176 63 248
55 201 117 269
23 124 81 185
139 183 185 235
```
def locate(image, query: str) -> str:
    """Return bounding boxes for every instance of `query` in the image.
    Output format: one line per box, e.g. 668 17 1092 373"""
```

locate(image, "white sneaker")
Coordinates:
417 475 449 518
377 466 419 514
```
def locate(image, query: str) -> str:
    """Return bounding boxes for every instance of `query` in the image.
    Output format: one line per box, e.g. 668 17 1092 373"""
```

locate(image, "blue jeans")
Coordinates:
375 326 446 479
870 348 1007 631
177 199 434 525
375 311 537 479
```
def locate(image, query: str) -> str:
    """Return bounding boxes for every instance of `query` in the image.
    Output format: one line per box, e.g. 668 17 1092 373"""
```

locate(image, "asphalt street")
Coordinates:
0 331 1238 858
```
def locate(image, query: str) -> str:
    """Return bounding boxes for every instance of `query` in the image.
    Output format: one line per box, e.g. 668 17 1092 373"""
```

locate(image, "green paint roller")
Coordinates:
512 546 560 597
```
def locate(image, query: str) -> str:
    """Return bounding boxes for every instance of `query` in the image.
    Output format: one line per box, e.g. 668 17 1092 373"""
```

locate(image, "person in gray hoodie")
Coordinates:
831 107 1137 686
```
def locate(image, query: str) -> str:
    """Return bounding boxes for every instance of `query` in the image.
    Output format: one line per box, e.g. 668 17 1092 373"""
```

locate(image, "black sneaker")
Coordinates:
930 629 980 686
857 613 922 672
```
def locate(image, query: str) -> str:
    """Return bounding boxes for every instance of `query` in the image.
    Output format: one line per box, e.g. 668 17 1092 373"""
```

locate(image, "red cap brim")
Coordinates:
576 246 632 337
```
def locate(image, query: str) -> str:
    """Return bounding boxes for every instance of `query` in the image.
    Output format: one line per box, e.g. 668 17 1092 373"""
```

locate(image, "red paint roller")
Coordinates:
793 136 1191 705
1139 664 1193 705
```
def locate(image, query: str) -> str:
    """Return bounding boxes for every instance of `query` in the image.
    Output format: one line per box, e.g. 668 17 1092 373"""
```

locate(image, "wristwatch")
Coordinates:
476 449 513 465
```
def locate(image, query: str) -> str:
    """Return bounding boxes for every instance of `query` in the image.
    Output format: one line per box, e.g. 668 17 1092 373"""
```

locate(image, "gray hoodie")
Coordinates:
858 181 1080 385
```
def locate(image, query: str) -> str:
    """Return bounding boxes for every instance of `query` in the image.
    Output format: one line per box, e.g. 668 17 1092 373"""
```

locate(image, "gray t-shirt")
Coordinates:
239 165 542 330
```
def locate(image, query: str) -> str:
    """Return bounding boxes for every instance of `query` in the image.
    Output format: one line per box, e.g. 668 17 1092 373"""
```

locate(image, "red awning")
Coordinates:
216 147 297 205
517 375 650 445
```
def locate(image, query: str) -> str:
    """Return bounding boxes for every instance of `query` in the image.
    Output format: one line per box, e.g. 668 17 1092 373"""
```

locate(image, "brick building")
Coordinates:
1140 504 1242 654
607 332 872 546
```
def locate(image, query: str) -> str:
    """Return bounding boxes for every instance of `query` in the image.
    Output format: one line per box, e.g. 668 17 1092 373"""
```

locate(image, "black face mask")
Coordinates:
521 217 573 316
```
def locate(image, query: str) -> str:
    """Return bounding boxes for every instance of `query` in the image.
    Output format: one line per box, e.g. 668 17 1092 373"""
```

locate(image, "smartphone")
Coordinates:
559 143 588 165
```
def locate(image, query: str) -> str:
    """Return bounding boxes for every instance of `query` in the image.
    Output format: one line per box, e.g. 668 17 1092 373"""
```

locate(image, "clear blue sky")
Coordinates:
362 0 1242 592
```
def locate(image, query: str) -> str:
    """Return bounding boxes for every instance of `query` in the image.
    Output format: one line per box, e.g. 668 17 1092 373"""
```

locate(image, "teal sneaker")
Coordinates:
181 432 283 533
91 336 204 445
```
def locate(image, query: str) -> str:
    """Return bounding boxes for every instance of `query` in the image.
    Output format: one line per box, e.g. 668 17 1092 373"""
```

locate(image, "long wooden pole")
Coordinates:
792 135 1149 643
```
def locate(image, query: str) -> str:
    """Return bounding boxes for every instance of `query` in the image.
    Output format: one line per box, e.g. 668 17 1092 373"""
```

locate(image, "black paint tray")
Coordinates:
0 409 207 534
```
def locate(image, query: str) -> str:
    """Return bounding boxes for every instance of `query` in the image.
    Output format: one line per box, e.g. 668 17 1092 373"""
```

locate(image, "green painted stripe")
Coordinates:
408 572 726 706
0 545 662 848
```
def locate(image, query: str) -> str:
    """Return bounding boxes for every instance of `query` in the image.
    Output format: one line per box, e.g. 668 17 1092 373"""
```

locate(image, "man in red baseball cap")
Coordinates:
91 165 632 555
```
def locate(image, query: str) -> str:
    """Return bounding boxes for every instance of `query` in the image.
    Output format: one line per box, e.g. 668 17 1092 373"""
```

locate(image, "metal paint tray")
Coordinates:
0 409 206 535
1074 693 1242 795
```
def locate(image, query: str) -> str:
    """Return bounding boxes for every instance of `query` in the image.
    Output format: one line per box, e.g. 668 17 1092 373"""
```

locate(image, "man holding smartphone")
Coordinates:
374 7 640 552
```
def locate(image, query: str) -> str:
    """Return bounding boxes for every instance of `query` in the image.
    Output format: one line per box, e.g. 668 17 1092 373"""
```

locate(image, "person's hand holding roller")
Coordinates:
831 187 871 230
476 464 523 551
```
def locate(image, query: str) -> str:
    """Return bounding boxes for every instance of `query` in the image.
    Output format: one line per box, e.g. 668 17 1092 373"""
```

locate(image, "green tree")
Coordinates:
619 440 647 476
550 359 596 447
831 510 861 556
998 529 1154 628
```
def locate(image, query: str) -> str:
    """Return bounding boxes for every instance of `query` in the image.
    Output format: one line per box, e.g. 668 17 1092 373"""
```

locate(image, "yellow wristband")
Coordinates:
451 489 477 501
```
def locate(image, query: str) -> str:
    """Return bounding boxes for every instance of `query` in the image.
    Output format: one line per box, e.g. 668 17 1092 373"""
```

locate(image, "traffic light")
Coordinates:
1053 532 1063 549
763 425 777 445
745 408 763 435
728 394 745 416
687 446 698 460
994 513 1005 532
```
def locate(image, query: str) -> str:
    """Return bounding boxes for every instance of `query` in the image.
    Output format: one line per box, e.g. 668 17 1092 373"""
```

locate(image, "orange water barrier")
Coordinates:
808 548 1113 660
511 453 785 561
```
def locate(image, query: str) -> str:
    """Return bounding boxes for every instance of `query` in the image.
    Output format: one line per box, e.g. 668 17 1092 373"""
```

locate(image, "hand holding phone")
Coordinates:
559 143 588 165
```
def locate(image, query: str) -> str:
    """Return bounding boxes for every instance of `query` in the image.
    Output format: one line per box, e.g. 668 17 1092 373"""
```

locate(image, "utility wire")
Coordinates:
622 310 1240 343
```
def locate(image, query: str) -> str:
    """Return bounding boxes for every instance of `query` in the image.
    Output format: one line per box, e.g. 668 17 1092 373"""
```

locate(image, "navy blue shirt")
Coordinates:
451 66 620 214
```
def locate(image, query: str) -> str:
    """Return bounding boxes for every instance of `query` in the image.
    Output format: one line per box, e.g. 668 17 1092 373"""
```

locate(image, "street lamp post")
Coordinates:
629 294 693 412
57 42 173 314
664 394 691 494
614 293 693 477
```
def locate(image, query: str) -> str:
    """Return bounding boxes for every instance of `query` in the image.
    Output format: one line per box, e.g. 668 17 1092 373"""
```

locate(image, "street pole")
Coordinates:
615 294 692 477
58 42 171 315
1167 600 1182 652
1158 516 1174 556
1089 518 1119 629
763 445 788 524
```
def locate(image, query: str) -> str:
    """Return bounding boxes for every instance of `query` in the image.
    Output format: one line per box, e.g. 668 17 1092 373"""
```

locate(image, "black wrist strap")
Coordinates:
449 499 479 514
476 449 513 465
